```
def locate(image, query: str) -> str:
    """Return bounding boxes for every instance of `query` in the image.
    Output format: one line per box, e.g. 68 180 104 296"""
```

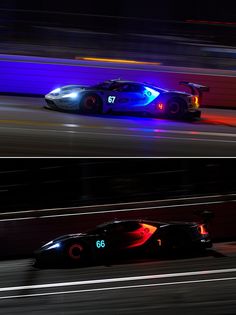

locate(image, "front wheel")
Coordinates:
66 242 87 265
166 97 186 119
79 94 102 114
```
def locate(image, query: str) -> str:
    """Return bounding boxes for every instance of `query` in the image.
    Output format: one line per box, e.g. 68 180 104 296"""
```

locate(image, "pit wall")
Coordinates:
1 54 236 108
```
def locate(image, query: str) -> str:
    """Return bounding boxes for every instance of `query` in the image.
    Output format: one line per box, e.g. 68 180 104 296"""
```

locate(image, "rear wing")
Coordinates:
194 210 215 225
179 81 209 104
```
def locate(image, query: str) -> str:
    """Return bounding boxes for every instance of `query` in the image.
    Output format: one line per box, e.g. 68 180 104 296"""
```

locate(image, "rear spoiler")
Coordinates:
179 81 209 104
194 210 215 224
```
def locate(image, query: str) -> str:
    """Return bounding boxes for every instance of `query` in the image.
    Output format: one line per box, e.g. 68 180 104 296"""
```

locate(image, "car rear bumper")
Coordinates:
193 237 212 249
185 109 201 119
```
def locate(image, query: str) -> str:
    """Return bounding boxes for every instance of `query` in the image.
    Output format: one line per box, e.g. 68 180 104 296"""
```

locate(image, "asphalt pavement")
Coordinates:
0 96 236 156
0 243 235 314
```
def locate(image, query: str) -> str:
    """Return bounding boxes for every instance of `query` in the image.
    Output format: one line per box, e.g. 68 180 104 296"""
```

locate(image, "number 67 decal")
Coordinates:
108 96 116 104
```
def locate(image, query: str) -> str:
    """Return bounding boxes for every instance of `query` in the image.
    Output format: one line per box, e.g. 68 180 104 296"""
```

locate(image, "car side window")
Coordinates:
100 222 142 236
118 84 131 92
100 223 122 235
123 84 144 93
109 83 124 91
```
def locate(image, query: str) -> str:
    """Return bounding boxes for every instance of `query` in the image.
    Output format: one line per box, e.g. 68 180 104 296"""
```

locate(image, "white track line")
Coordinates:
1 277 236 300
0 268 236 293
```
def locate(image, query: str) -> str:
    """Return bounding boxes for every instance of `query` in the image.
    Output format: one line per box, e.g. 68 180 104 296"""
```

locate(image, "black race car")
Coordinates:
45 80 209 119
34 219 212 267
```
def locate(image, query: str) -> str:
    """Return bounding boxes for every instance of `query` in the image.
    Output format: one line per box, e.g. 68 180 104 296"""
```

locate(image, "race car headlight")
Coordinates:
62 92 78 98
50 88 61 94
47 242 61 250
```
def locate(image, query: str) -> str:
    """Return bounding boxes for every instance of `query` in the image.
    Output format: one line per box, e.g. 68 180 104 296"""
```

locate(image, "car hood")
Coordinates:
40 233 87 248
59 85 87 93
47 85 88 97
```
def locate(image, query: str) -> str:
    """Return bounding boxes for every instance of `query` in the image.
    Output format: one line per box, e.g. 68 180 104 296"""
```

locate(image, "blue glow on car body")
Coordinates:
143 86 160 105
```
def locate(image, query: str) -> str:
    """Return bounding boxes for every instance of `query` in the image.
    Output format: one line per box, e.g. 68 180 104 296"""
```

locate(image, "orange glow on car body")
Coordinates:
126 223 157 248
192 96 199 107
199 224 209 235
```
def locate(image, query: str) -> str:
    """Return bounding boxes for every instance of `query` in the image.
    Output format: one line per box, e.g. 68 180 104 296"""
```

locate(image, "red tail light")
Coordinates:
198 224 208 235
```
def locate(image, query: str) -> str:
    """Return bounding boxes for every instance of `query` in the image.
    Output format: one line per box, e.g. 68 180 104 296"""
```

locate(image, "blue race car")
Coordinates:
45 79 209 119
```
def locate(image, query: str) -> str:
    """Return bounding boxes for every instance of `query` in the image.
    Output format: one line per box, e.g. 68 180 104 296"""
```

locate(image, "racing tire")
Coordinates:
162 231 192 257
170 234 189 251
166 97 186 119
79 94 102 114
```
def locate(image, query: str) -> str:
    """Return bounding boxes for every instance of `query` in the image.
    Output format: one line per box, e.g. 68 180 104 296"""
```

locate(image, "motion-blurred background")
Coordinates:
1 0 236 69
0 159 235 211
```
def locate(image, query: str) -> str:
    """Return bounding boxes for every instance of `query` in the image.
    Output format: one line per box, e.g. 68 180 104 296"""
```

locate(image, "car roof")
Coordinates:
108 79 150 85
106 79 167 92
94 219 196 229
95 219 160 228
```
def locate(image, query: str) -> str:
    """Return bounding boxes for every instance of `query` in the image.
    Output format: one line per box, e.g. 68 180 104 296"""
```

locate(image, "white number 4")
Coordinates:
108 96 116 104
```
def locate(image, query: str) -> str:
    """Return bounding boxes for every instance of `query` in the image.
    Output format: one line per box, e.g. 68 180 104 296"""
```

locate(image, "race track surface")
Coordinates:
0 242 235 314
0 96 236 156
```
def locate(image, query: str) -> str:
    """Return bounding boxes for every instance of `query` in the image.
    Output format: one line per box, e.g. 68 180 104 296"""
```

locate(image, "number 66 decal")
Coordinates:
96 240 106 248
108 96 116 104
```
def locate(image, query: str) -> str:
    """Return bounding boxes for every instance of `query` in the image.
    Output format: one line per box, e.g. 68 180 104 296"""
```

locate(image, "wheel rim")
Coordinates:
83 96 97 111
68 244 83 260
169 101 180 114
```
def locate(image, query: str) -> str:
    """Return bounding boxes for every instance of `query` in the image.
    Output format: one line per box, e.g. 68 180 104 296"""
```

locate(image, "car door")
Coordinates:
102 82 129 112
104 83 146 112
104 221 145 251
118 83 149 112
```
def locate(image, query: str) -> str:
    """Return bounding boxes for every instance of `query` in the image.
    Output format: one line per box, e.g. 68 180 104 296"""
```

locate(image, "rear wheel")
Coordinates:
166 97 186 119
162 231 192 257
169 234 189 251
79 94 102 114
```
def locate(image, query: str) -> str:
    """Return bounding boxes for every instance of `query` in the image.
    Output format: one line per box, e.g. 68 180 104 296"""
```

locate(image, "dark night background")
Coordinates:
0 159 235 212
0 0 235 21
0 0 235 67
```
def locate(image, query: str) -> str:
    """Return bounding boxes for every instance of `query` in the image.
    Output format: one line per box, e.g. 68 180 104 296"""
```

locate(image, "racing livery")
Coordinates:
34 219 212 267
45 79 209 119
